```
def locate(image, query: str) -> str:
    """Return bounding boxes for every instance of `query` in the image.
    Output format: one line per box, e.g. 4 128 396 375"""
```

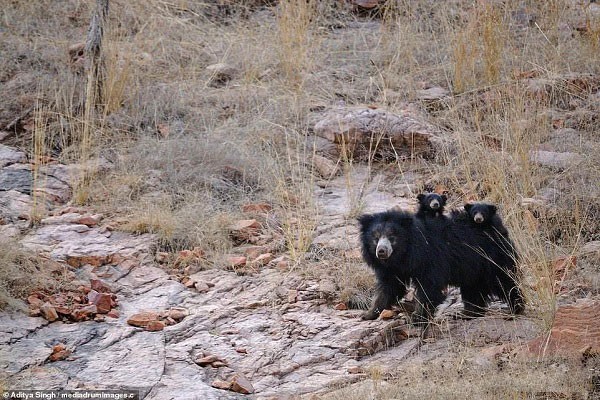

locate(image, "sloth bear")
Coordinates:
358 209 524 322
416 193 447 219
464 202 509 237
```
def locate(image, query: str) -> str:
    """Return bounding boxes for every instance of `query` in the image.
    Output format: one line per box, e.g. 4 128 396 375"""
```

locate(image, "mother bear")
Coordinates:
358 209 524 322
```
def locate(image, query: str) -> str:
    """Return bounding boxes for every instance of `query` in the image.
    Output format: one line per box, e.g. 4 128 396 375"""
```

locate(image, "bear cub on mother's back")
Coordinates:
464 202 509 237
416 193 447 219
358 208 524 321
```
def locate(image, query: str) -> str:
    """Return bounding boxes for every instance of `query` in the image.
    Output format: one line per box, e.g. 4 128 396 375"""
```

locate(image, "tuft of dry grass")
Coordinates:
0 241 73 311
321 355 593 400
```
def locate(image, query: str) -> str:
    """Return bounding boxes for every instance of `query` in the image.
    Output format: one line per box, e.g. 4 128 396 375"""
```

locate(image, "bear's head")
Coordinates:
464 203 497 225
358 211 412 261
417 193 447 213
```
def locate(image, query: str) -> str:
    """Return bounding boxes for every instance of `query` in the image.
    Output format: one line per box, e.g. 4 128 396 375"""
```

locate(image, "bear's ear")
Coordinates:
440 194 448 203
464 203 473 212
489 204 498 215
357 214 374 229
417 194 425 202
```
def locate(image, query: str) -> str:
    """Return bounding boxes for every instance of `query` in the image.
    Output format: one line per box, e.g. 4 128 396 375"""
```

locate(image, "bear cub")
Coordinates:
464 202 509 237
416 193 447 219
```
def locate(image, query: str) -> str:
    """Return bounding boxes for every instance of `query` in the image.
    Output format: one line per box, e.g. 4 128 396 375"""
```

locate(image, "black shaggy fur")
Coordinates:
416 193 447 219
358 210 524 322
464 202 509 237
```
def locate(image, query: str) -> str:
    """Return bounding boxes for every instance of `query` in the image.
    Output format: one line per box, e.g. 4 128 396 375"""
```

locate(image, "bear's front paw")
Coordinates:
361 310 379 320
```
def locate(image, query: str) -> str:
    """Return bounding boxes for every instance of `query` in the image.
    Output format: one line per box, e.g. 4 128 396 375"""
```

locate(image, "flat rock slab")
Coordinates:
530 150 584 170
0 189 35 221
0 167 32 194
0 144 27 167
21 224 155 264
526 299 600 359
313 106 443 160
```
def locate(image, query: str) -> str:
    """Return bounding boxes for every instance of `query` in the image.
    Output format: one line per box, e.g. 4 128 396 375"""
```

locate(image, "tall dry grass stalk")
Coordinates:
276 0 317 88
31 99 49 224
453 2 505 93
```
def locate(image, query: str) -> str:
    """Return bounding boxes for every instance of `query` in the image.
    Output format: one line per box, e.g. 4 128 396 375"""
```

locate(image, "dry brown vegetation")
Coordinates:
2 0 600 397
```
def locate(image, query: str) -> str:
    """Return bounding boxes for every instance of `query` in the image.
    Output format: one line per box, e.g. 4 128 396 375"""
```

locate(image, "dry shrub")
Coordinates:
0 241 72 311
322 356 592 400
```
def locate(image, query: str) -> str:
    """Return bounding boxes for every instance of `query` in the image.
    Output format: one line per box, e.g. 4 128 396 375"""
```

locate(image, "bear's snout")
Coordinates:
376 237 392 259
473 212 485 223
429 199 440 209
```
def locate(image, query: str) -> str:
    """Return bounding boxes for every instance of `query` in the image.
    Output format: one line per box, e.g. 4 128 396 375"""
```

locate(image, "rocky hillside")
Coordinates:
1 0 600 398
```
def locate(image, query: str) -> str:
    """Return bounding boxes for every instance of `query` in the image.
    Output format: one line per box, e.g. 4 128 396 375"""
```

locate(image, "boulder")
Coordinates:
313 107 442 160
526 299 600 359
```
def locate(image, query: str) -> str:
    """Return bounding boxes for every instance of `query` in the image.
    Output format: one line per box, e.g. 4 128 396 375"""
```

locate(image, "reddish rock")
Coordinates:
77 214 102 226
229 219 261 241
27 295 44 308
155 252 169 263
242 203 272 213
40 302 59 322
347 366 364 374
334 303 348 311
29 308 41 317
244 246 268 259
235 348 247 354
194 281 210 293
196 354 219 367
168 308 188 321
288 290 298 303
211 379 231 390
230 373 255 394
192 247 205 258
48 344 72 362
526 299 600 359
379 309 396 320
211 361 228 368
71 304 97 321
66 255 109 268
55 306 72 316
251 253 273 267
145 320 166 332
87 290 112 314
107 309 120 319
90 279 112 293
127 311 159 328
183 278 196 288
553 255 577 281
225 255 247 269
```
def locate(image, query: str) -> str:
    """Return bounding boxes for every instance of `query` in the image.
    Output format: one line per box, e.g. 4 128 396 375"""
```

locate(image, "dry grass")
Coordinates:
321 355 594 400
0 241 73 311
2 0 600 395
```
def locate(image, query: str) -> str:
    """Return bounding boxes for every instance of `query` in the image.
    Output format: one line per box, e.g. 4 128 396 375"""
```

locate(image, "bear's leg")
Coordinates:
411 283 446 324
362 279 407 320
459 286 488 318
495 272 525 315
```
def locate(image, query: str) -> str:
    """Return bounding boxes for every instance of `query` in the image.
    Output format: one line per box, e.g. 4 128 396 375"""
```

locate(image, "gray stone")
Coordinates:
530 150 584 170
0 145 27 167
0 167 33 194
0 189 34 221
